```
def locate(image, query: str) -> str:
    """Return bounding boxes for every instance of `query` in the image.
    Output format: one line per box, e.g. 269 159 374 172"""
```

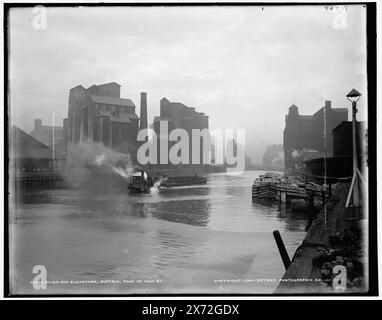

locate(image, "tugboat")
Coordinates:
127 170 154 193
159 174 207 188
251 172 282 199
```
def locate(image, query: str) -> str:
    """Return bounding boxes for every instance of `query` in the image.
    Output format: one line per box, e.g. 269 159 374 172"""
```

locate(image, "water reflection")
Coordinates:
252 199 311 232
16 171 310 233
148 199 211 226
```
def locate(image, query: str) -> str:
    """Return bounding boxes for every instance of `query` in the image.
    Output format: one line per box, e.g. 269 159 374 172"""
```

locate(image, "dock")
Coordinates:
275 183 366 294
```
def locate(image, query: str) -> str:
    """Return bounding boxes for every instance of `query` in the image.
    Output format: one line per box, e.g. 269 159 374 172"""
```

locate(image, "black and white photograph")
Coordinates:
2 1 378 298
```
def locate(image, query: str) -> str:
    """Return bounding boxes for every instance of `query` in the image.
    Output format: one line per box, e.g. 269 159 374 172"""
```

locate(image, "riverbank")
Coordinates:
275 182 367 294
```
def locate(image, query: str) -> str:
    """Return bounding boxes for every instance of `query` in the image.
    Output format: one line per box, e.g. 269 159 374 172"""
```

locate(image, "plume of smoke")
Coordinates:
150 177 166 194
95 154 105 166
107 163 134 178
271 151 284 166
291 149 301 159
64 141 134 188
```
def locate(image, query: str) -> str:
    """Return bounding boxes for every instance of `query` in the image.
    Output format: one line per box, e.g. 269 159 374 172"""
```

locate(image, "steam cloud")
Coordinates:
64 142 134 188
272 151 284 165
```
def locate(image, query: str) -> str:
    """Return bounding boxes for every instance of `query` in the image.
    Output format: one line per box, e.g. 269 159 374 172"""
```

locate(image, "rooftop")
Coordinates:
10 126 61 159
153 116 173 123
90 94 136 108
96 82 121 87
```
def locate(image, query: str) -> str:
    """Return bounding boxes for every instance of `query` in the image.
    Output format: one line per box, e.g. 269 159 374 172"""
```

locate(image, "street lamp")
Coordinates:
345 88 363 217
52 111 55 171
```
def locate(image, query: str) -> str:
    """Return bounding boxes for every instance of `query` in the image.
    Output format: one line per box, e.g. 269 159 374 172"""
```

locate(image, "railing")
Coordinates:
11 170 66 190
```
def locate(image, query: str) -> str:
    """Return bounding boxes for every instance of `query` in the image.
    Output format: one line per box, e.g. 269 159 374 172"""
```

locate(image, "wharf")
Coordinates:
275 183 366 294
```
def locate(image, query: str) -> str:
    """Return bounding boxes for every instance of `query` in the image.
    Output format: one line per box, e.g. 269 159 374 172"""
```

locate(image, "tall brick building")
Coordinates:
64 82 142 160
283 100 348 173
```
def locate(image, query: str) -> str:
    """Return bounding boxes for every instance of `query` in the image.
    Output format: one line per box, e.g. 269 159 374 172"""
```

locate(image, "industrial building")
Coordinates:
64 82 147 162
283 100 348 173
152 97 209 167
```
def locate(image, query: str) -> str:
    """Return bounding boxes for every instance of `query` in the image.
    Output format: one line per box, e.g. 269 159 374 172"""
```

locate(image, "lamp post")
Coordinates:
52 111 55 171
345 88 362 212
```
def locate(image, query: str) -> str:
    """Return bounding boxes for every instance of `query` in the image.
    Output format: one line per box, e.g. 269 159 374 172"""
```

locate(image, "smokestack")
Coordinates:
140 92 148 130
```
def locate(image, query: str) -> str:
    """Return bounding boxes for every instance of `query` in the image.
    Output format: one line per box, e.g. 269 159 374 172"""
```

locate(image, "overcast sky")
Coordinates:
9 5 367 163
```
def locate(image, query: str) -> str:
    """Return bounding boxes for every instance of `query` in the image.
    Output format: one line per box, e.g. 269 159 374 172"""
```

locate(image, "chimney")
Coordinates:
35 119 42 129
140 92 148 130
325 100 332 109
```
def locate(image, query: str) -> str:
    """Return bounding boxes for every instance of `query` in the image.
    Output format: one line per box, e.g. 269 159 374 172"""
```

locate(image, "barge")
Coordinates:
159 175 207 188
127 171 207 193
252 173 325 203
251 172 282 199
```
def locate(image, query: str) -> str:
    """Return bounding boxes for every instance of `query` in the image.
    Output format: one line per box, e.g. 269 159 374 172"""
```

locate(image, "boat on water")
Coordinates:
159 175 207 188
127 171 207 193
127 171 154 193
251 172 282 199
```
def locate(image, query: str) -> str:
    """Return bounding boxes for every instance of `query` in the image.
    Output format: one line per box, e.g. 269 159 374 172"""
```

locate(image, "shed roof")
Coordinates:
10 126 60 159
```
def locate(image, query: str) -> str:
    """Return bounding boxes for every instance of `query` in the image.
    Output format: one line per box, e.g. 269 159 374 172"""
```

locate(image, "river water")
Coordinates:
10 170 310 295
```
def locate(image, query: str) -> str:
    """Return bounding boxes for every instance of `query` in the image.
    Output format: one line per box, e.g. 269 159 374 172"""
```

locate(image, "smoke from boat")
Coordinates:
64 142 134 188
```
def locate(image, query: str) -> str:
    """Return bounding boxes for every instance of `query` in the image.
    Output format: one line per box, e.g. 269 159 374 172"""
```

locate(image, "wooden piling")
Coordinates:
322 190 326 207
280 190 287 203
328 183 332 198
273 230 291 270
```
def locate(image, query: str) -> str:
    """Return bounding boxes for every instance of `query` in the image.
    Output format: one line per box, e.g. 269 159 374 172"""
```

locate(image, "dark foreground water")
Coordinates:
10 170 310 294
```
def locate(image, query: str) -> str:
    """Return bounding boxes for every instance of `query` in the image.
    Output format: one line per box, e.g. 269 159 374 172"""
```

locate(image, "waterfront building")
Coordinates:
30 118 63 147
303 121 366 181
333 121 366 159
283 100 348 173
10 126 64 173
64 82 143 161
